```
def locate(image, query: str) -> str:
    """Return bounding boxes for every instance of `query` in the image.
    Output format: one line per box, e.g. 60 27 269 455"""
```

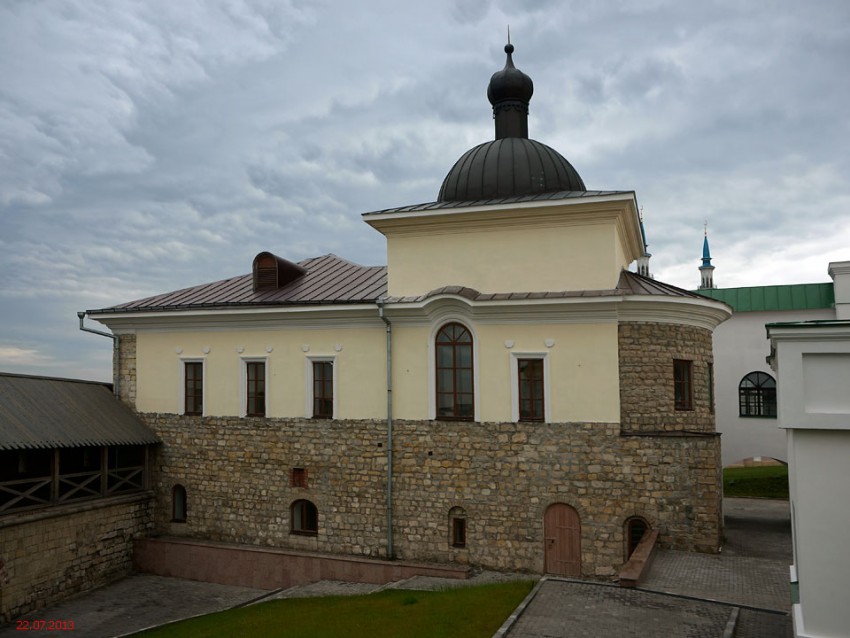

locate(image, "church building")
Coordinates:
85 43 731 578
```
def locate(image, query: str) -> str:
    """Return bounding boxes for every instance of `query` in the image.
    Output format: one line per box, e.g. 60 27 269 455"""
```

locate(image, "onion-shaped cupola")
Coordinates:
438 42 586 203
487 43 534 139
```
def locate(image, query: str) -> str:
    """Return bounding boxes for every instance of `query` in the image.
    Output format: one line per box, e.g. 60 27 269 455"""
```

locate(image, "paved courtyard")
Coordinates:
0 498 792 638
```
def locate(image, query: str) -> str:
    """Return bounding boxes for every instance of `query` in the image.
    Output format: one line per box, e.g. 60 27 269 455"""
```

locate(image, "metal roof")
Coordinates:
438 139 586 202
0 373 159 450
386 271 710 303
88 254 387 314
362 189 633 217
696 283 834 312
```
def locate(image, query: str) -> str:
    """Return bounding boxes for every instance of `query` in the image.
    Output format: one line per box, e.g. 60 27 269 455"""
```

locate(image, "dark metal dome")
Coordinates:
438 138 586 202
437 42 586 203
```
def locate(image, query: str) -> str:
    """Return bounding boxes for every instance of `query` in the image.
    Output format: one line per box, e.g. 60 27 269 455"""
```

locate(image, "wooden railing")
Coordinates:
1 446 148 515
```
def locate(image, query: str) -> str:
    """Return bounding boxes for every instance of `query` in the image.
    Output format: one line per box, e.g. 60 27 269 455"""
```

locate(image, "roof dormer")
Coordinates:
252 252 307 292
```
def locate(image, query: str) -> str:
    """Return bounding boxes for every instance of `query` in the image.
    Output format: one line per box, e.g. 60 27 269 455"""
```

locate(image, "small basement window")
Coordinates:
172 484 187 522
449 506 468 548
291 499 318 536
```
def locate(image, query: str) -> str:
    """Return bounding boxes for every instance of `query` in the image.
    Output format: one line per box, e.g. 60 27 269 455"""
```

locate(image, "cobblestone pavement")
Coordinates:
0 574 268 638
504 581 734 638
1 499 792 637
504 498 792 638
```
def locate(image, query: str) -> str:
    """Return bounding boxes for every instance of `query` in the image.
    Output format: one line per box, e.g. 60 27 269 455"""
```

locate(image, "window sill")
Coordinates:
291 530 318 537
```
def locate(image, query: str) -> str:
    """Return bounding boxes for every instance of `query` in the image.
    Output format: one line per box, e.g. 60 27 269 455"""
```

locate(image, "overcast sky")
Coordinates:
2 0 849 382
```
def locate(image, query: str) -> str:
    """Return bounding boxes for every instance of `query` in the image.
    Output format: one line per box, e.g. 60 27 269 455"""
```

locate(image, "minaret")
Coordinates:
699 223 715 290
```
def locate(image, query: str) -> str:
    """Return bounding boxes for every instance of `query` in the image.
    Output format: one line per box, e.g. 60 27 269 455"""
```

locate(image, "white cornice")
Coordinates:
91 290 732 333
91 305 386 332
616 296 732 331
767 322 850 343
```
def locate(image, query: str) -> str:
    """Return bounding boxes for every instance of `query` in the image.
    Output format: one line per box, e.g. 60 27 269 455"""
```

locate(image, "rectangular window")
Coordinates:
674 359 693 411
312 361 333 419
184 361 203 415
707 363 714 414
518 358 545 421
246 361 266 417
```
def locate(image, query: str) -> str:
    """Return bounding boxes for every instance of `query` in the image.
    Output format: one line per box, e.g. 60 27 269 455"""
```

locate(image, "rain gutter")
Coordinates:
77 311 119 397
376 298 394 560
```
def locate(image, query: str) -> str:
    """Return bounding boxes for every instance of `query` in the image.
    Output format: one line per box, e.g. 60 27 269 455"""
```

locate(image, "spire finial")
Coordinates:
704 220 708 236
507 25 511 46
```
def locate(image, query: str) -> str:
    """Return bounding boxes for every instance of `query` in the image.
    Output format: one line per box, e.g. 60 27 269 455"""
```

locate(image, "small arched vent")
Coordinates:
252 252 307 292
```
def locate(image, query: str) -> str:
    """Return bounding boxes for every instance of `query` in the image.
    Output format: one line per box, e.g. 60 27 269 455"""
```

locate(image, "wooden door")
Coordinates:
544 503 581 576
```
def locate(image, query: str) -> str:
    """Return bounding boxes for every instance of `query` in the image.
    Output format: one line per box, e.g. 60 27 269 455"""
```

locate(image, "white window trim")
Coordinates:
178 357 206 416
305 356 337 419
240 356 269 418
427 318 480 421
510 352 551 423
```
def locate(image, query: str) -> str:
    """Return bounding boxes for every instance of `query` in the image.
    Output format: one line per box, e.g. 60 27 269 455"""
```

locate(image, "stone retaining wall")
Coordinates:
0 494 154 622
134 537 468 589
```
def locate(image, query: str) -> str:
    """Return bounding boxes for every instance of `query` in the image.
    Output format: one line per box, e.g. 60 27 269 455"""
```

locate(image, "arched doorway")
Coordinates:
544 503 581 576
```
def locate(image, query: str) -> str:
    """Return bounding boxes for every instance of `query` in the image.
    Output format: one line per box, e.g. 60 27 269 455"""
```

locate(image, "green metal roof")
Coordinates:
695 283 834 312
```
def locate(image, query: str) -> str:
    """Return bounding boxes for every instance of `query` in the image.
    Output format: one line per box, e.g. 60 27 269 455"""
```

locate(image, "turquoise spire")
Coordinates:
698 222 715 290
702 233 712 267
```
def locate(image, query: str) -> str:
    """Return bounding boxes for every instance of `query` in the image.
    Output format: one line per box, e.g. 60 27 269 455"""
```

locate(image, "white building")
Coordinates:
767 260 850 638
696 238 837 466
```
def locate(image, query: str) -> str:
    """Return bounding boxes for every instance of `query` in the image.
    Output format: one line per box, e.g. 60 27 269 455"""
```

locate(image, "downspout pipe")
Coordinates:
77 311 119 397
377 298 394 560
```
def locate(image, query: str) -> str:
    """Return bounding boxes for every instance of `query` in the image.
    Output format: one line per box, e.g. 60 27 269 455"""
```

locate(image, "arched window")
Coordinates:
448 506 467 548
625 516 650 559
172 484 187 523
291 499 318 536
739 371 777 418
435 323 474 420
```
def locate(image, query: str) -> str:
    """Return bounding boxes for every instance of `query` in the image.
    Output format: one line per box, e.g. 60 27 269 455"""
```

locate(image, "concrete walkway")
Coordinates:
0 498 791 638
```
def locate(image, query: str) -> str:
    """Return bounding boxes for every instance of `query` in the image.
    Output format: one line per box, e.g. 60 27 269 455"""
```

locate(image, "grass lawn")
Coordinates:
130 580 535 638
723 464 789 499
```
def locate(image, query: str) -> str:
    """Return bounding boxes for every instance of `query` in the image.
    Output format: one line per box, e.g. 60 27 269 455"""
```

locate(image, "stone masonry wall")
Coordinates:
116 334 137 409
145 414 721 579
0 494 154 622
619 322 715 433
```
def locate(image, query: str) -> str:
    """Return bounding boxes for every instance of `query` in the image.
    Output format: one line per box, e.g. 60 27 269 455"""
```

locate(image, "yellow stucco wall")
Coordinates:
135 327 387 419
391 321 620 423
134 319 620 424
386 222 624 297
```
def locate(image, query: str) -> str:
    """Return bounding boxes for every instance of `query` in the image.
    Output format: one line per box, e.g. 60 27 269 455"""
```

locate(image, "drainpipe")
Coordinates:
377 298 394 560
77 311 119 398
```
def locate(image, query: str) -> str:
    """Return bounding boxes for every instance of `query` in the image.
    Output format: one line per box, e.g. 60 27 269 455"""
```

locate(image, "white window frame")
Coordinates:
427 318 480 421
240 356 269 418
510 352 551 423
305 356 337 419
178 357 206 416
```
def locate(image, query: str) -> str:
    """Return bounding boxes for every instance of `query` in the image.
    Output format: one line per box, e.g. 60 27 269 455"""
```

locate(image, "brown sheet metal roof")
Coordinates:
386 271 710 303
0 373 159 450
88 254 388 314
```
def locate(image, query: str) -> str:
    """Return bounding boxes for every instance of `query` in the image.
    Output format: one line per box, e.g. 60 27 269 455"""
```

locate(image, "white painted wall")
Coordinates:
713 309 832 466
770 322 850 638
